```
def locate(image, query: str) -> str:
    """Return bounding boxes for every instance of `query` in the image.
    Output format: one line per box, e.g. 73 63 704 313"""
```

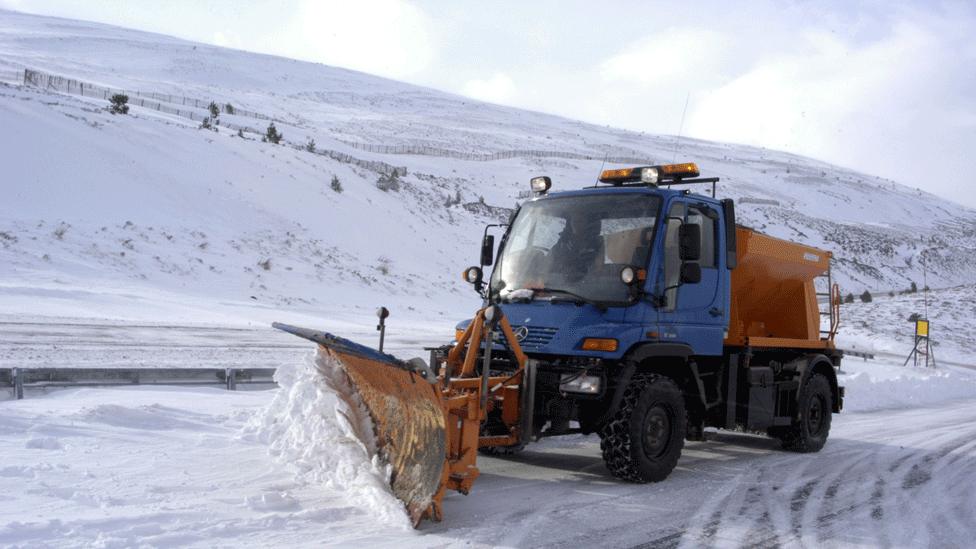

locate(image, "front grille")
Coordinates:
509 325 558 351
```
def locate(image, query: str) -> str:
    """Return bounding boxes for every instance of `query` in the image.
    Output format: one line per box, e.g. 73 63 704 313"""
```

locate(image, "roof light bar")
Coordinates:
599 163 700 186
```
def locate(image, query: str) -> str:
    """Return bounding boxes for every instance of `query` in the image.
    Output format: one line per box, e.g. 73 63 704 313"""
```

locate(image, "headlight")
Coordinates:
560 373 601 394
620 266 636 285
462 266 483 284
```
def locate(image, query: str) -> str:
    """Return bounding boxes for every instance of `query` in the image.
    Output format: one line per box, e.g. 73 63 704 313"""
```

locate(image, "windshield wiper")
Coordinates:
534 288 608 312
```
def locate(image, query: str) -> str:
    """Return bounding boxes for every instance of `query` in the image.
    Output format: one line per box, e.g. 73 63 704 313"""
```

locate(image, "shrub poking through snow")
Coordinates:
199 117 212 130
860 290 873 303
109 94 129 115
844 292 855 304
53 223 69 240
237 128 244 138
330 174 343 193
258 258 272 271
375 172 400 192
376 256 391 276
263 123 282 144
224 103 235 115
208 101 220 119
305 138 316 153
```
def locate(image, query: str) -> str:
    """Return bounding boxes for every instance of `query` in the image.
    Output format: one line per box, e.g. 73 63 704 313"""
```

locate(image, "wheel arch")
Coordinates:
797 353 841 413
623 343 707 416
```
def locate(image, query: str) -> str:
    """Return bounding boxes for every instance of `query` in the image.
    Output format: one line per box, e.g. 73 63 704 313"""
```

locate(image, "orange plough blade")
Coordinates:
273 307 528 527
272 323 446 526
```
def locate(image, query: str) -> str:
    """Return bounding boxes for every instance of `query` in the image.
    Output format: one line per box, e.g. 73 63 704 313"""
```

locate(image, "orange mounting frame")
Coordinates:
424 306 528 521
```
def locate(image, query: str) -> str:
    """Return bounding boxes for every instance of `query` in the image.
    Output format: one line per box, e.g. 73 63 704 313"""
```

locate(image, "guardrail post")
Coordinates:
13 367 24 400
226 368 237 391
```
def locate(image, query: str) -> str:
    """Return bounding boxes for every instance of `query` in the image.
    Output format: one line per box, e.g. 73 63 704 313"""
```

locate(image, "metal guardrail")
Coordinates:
1 367 277 400
840 349 875 361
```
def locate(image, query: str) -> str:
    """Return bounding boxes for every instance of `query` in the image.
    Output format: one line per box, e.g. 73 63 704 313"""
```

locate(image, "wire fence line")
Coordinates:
0 69 23 83
23 68 277 123
21 68 408 176
20 68 653 174
337 140 654 165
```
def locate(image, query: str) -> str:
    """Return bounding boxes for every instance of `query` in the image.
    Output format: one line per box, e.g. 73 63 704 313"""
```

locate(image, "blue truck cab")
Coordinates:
452 163 842 482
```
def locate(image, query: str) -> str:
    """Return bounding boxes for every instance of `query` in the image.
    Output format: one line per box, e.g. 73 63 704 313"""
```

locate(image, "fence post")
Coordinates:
226 368 237 390
12 368 24 400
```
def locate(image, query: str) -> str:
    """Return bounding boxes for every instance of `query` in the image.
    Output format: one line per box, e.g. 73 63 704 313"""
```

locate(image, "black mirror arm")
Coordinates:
649 283 681 308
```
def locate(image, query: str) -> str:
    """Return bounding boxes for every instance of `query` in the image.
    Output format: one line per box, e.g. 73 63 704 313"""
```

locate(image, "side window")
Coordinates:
662 203 686 310
687 206 717 268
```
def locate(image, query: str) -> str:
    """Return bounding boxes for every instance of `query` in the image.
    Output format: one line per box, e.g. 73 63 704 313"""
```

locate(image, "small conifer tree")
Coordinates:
109 94 129 115
860 290 873 303
263 123 282 144
224 103 235 115
305 138 316 153
330 175 343 193
375 172 400 192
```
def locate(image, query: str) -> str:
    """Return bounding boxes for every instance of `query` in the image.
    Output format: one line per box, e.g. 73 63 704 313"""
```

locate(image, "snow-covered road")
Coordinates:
2 384 974 548
0 315 448 371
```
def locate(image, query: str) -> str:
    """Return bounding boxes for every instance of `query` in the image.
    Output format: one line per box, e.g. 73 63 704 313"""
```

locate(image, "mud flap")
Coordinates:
272 323 446 526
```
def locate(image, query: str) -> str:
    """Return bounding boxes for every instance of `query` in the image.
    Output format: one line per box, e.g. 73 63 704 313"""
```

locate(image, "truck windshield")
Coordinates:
491 193 661 304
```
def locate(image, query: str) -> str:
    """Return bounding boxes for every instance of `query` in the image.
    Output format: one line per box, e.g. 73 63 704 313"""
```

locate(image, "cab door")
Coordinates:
651 199 727 355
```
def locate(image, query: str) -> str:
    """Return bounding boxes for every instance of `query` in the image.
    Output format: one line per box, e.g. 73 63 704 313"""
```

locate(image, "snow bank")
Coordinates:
840 359 976 413
245 351 413 530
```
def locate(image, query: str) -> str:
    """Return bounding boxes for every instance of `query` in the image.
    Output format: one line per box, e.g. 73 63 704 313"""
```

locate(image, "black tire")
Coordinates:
599 373 686 482
775 373 832 452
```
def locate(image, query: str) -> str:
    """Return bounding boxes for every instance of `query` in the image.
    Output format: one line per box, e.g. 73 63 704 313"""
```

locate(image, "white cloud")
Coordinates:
684 18 976 192
283 0 436 78
462 72 516 104
600 28 730 85
212 30 243 50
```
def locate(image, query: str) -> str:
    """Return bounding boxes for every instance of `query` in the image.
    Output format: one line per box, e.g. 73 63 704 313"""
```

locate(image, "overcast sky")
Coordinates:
4 0 976 207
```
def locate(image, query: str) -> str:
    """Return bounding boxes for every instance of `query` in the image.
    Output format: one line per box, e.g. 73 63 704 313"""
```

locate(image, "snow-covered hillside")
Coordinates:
2 8 975 333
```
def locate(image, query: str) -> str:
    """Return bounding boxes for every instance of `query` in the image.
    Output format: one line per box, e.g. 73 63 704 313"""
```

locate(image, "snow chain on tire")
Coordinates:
599 372 686 483
775 373 832 453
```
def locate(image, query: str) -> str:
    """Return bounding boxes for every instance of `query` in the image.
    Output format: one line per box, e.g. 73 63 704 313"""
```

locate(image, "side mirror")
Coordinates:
680 262 701 284
481 234 495 266
678 224 701 261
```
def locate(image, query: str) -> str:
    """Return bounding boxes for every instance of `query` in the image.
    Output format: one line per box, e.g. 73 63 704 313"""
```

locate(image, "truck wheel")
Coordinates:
599 373 685 482
776 373 832 453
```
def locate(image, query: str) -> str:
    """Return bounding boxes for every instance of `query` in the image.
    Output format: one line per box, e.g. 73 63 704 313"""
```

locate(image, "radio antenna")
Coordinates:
671 91 690 164
595 152 609 185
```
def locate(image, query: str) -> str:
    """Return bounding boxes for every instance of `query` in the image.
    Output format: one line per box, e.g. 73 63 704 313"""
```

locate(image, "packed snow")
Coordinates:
245 352 411 530
3 350 976 547
2 8 976 548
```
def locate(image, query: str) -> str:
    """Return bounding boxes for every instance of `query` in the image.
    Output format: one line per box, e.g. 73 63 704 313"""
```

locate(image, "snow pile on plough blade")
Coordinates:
273 308 529 527
271 323 447 526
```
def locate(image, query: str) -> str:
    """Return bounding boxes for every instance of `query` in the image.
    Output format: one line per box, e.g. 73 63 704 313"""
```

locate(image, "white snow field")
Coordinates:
3 351 976 548
2 8 976 548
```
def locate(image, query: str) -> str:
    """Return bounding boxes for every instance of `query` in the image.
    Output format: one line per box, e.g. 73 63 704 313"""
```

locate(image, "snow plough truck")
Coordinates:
274 162 844 526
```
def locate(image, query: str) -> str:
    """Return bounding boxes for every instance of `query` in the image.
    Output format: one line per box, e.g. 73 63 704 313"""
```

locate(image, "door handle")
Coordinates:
709 307 723 317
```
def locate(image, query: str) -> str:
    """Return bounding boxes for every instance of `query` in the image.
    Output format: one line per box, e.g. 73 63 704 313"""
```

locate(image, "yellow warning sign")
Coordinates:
915 319 929 338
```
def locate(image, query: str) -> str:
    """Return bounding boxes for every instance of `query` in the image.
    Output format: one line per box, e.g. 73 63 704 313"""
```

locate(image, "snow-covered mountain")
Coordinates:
2 9 974 328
